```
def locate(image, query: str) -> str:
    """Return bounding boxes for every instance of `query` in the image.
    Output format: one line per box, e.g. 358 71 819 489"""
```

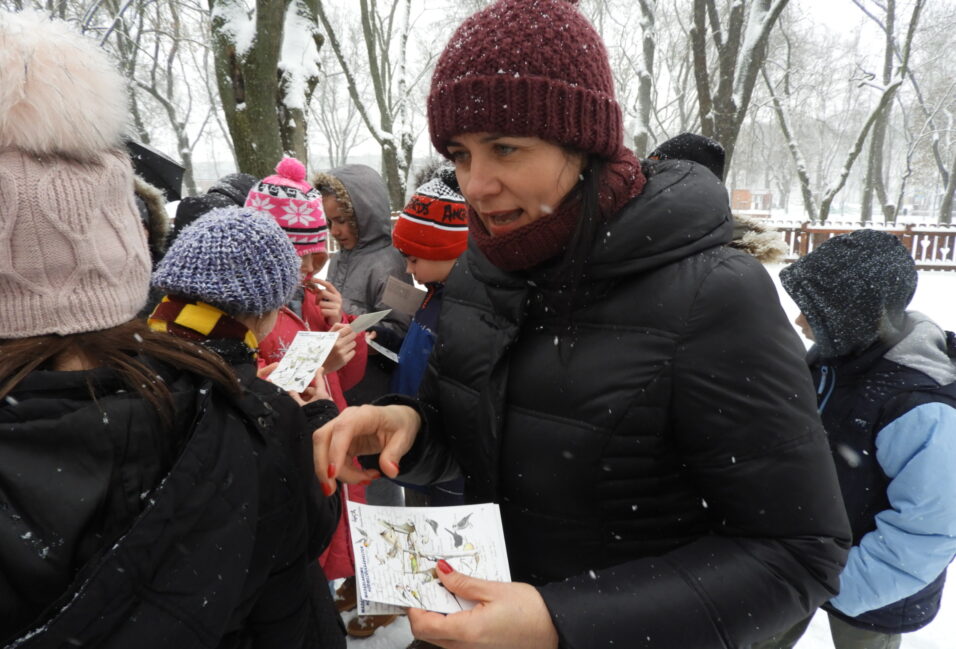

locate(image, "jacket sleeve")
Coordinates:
367 388 462 486
538 252 851 649
268 385 341 558
336 314 368 392
829 402 956 616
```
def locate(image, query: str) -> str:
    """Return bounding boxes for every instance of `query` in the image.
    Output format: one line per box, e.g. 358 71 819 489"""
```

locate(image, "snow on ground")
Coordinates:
346 266 956 648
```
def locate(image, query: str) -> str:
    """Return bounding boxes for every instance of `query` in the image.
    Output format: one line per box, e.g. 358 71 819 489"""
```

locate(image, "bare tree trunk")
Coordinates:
210 0 287 178
316 0 423 209
632 0 656 156
940 146 956 224
690 0 789 177
820 0 923 222
762 67 816 219
859 0 895 223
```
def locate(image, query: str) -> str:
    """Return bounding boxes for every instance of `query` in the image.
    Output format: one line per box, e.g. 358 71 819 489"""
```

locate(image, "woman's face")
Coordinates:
446 133 585 238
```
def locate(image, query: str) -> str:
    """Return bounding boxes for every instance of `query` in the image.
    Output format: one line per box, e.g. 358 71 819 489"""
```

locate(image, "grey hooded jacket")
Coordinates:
316 164 412 339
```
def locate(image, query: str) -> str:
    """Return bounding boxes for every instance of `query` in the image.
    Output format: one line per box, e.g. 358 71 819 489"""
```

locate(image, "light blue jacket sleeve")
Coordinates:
829 402 956 616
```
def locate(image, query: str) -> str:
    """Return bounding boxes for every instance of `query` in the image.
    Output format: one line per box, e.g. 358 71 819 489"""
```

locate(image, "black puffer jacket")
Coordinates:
0 357 341 649
391 160 851 649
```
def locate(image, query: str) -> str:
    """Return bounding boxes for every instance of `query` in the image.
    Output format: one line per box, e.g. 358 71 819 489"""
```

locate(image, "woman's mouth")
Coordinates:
481 210 524 235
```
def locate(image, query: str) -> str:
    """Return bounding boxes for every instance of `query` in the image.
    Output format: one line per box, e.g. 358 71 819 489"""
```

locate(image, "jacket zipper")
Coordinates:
817 364 837 414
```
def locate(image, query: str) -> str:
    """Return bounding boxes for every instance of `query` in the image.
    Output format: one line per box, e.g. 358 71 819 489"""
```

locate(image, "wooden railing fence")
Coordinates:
766 221 956 270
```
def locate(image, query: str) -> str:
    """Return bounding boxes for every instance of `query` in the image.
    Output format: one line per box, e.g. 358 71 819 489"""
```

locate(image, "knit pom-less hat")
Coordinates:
245 157 328 256
428 0 623 160
393 169 468 260
151 207 300 316
781 229 917 359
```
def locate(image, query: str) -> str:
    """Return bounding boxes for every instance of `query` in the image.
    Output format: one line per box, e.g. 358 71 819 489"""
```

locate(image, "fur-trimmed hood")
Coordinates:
729 213 788 264
0 9 129 158
134 175 170 260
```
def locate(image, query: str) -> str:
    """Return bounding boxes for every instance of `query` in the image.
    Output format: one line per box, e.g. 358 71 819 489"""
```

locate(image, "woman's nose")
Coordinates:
461 158 499 203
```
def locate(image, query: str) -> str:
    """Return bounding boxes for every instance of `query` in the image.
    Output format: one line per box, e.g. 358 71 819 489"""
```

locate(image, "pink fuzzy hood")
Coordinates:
0 10 129 158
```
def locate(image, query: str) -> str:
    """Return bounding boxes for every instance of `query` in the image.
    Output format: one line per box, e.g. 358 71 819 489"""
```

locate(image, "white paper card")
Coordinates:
349 309 392 333
382 276 427 315
267 331 338 392
347 502 511 615
366 338 399 364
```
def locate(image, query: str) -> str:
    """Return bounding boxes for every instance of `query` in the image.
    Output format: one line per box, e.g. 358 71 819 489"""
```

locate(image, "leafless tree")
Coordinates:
209 0 324 178
689 0 790 176
316 0 433 209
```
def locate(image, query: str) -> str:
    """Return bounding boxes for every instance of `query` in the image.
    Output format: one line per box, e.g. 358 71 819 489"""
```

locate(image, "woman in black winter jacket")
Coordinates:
0 11 339 648
313 1 851 648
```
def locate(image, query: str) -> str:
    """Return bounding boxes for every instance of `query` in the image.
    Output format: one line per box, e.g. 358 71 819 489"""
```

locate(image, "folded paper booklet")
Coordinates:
349 308 392 333
382 275 427 315
347 501 511 615
268 331 339 392
366 338 399 363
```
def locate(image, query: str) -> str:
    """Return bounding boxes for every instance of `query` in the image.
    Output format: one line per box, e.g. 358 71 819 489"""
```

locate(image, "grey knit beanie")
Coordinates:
151 207 299 316
781 229 917 359
0 10 150 339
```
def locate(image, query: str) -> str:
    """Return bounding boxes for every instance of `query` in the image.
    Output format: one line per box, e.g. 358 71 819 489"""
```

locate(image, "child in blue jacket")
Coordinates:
389 168 468 505
755 229 956 649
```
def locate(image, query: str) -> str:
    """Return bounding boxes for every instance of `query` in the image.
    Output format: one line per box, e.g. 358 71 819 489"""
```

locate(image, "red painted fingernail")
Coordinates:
368 469 382 479
359 480 372 487
437 559 453 575
327 463 336 480
388 460 400 473
321 482 334 496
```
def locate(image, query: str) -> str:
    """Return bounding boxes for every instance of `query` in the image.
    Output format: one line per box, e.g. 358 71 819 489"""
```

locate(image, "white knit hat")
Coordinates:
0 10 150 338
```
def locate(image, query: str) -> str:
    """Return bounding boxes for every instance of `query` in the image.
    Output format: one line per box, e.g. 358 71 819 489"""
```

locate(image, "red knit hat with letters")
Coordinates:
393 171 468 260
427 0 623 160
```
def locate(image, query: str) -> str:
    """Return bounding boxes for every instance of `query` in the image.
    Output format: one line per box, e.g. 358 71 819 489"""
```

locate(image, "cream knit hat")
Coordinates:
0 10 150 338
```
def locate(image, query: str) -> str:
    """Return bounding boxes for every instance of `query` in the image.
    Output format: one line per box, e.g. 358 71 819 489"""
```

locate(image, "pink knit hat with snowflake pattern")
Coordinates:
245 157 328 255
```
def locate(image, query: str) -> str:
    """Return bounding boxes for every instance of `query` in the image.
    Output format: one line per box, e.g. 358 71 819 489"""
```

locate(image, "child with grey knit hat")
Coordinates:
150 205 337 407
755 230 956 649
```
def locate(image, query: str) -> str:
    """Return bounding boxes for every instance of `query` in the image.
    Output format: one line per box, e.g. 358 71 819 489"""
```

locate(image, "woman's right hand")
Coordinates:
312 404 421 495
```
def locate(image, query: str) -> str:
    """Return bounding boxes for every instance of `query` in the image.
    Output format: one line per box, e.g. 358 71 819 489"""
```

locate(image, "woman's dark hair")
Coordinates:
560 155 606 293
0 319 240 426
537 153 607 319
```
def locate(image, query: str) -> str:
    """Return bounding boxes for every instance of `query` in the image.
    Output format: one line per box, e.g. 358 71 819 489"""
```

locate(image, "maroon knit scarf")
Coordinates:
467 148 647 272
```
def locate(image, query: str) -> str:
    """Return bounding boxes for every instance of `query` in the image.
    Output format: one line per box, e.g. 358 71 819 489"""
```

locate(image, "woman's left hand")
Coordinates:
407 561 559 649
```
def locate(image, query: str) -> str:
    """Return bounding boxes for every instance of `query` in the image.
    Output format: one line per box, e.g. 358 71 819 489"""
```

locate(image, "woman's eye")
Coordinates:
448 150 469 164
492 143 516 156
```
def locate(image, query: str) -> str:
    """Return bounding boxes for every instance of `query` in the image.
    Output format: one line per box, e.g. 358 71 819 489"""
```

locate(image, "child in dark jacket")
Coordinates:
0 11 338 647
753 229 956 649
150 207 346 648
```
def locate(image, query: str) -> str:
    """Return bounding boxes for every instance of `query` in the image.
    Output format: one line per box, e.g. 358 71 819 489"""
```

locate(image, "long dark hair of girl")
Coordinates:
0 319 240 427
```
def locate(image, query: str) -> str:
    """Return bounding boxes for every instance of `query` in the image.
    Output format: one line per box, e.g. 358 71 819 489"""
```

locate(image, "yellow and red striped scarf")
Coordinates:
148 296 258 354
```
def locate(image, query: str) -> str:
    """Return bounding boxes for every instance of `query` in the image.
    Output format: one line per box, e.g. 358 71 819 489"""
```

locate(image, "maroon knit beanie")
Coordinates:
428 0 623 160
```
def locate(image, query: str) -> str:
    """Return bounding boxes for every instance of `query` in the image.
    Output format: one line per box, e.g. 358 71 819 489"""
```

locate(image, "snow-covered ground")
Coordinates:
346 266 956 648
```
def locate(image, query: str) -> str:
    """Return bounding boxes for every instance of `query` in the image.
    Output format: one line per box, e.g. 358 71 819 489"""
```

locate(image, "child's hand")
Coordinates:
310 278 344 326
257 362 279 380
289 368 331 405
323 323 358 373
